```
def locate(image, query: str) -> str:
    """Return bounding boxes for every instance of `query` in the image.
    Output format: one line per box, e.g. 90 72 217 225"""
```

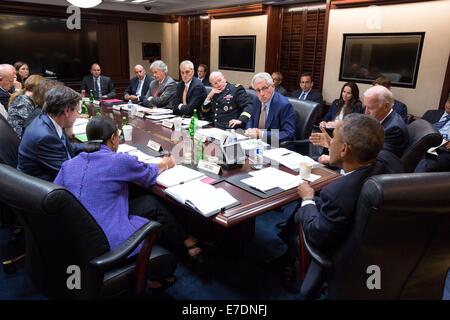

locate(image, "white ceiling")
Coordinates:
4 0 315 15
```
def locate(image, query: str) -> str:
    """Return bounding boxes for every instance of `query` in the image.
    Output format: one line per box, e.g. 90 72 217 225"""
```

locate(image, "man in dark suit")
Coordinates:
415 96 450 172
373 76 408 122
142 60 177 109
197 64 210 86
81 63 116 100
275 114 385 292
123 64 153 103
18 86 85 181
0 64 17 108
174 60 207 116
290 72 323 104
271 71 287 96
363 85 409 158
245 72 296 143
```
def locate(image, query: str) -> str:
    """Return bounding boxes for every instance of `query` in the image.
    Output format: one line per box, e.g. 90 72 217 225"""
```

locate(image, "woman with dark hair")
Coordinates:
7 74 44 138
320 82 363 129
14 61 29 85
54 116 203 287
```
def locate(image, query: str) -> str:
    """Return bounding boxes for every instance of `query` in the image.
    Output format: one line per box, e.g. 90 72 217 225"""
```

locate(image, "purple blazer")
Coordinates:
54 145 159 256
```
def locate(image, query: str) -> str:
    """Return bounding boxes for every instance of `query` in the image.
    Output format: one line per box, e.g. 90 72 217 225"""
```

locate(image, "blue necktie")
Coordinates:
299 92 306 100
434 114 450 131
136 80 143 97
95 77 100 99
61 133 71 160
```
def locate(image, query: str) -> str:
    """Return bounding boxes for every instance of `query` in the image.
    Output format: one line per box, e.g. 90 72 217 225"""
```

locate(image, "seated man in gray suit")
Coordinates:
142 60 177 109
81 63 116 100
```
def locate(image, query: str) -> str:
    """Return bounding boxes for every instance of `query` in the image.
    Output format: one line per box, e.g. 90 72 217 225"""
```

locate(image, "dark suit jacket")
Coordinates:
142 76 177 109
124 75 153 101
18 114 76 181
174 77 207 116
295 162 383 255
323 100 363 122
81 75 116 99
381 110 409 158
392 99 408 123
291 88 323 104
199 77 210 87
275 85 287 96
0 87 12 108
422 109 444 125
246 92 296 143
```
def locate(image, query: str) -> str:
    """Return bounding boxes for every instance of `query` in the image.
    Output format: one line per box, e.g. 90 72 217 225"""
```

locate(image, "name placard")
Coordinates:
112 105 121 111
197 160 221 175
147 139 162 152
162 120 174 129
194 132 207 143
135 111 145 119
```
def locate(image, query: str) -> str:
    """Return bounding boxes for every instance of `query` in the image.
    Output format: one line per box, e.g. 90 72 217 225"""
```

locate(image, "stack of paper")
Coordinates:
196 128 247 142
73 118 88 135
117 144 162 165
240 139 269 151
263 148 321 170
165 117 211 128
156 165 206 188
165 179 239 217
241 167 302 191
137 106 173 115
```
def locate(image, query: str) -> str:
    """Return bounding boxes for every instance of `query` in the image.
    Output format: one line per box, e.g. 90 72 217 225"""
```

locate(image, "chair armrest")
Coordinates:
89 220 161 270
302 229 332 269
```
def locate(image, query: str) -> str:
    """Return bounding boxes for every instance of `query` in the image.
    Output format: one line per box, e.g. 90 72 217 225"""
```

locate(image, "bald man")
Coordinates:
81 63 115 100
0 64 17 108
124 64 154 103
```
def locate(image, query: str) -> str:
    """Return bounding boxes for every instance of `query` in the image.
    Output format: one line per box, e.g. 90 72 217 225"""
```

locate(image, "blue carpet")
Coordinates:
2 201 449 300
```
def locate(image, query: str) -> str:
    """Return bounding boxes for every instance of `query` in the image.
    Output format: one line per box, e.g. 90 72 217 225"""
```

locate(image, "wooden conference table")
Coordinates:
91 104 341 246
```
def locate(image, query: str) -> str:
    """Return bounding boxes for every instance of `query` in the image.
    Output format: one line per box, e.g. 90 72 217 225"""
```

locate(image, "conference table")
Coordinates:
90 103 341 249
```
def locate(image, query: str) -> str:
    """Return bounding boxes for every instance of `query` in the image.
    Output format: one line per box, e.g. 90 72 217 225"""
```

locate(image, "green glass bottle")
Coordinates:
81 100 88 115
89 89 94 103
188 109 198 138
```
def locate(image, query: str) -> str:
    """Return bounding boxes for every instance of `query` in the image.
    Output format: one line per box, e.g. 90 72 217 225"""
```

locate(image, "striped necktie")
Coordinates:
434 114 450 131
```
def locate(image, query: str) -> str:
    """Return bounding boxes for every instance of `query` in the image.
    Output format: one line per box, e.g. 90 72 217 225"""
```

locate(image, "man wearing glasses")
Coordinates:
245 72 296 143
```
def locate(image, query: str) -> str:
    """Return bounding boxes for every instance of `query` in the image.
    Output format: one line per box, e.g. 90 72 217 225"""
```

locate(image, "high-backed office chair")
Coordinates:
204 85 212 95
280 98 322 155
300 173 450 299
0 164 177 299
400 119 441 172
0 115 25 273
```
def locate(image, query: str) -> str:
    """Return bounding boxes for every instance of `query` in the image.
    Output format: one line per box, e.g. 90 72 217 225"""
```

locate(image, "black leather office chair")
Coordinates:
0 164 177 299
400 119 441 172
280 98 322 155
300 173 450 299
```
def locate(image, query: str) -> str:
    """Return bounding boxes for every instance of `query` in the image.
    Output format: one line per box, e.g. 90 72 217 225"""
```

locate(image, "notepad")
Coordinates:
164 180 239 217
156 165 206 188
242 167 302 191
263 148 321 170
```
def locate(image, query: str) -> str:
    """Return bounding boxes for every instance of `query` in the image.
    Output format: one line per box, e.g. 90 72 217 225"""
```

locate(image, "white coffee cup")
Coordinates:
299 162 313 179
173 117 182 131
122 125 133 141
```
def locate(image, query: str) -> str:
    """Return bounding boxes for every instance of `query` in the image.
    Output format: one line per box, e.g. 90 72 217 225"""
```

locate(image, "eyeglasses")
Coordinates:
255 86 271 94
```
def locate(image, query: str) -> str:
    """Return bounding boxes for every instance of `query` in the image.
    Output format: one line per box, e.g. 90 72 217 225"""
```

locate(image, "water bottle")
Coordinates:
254 146 263 170
194 139 204 165
228 129 237 144
127 99 133 110
189 109 198 138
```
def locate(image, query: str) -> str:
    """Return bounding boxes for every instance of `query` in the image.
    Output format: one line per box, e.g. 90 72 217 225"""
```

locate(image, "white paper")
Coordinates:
239 139 269 151
263 148 321 170
302 173 321 183
244 167 302 191
165 180 238 217
196 128 247 142
156 165 206 188
145 114 176 120
427 139 447 156
117 144 137 153
137 106 173 115
72 118 88 135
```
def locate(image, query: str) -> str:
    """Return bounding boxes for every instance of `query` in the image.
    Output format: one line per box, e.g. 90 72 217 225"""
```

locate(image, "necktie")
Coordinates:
95 78 100 99
299 92 306 101
61 133 71 160
434 114 450 131
258 102 267 129
182 85 188 105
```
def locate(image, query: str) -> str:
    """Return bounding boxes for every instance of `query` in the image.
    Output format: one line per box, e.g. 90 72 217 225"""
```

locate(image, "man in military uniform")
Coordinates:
202 71 252 130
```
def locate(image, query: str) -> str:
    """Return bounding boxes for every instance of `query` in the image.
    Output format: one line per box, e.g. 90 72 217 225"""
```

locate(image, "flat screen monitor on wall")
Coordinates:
219 36 256 72
339 32 425 88
0 14 98 82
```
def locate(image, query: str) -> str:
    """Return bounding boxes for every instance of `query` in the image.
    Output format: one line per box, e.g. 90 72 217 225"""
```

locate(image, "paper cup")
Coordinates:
173 117 182 131
122 125 133 141
299 162 313 179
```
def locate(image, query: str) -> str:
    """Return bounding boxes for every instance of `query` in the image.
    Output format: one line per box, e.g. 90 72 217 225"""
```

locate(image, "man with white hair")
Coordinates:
202 71 252 129
143 60 177 109
174 60 207 116
245 72 296 143
0 64 17 108
124 64 153 103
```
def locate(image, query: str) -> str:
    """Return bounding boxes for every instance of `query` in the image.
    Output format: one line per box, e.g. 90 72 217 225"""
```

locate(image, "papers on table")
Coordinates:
165 117 211 128
137 106 173 115
241 167 303 192
156 165 206 188
117 103 140 111
73 118 88 135
263 148 321 171
145 114 176 120
164 179 239 217
427 139 447 156
117 144 162 165
196 128 247 142
239 139 269 151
